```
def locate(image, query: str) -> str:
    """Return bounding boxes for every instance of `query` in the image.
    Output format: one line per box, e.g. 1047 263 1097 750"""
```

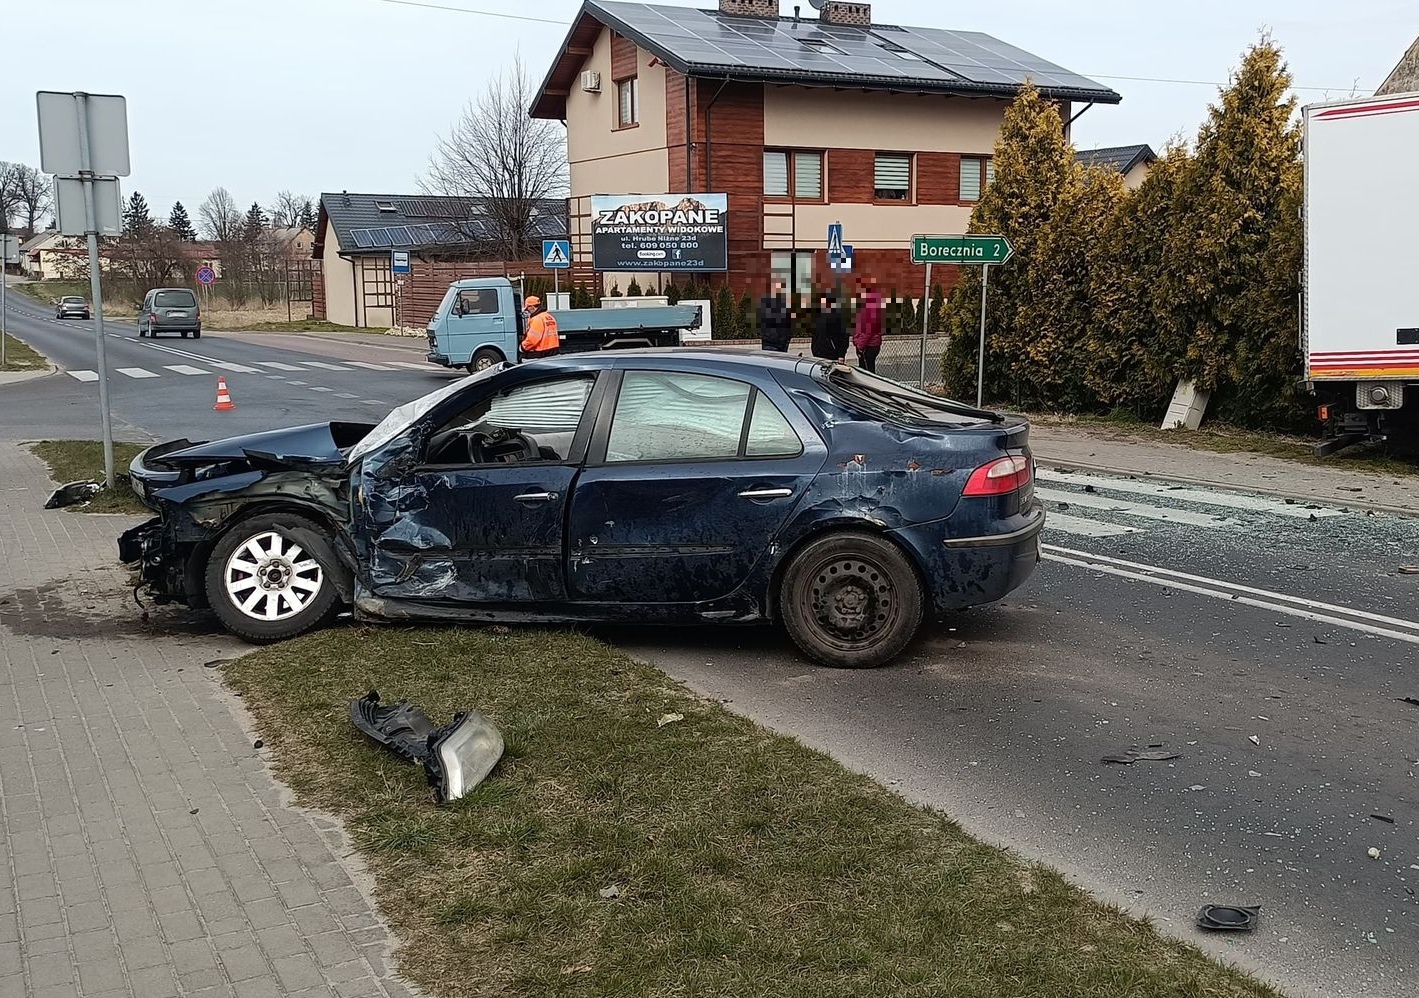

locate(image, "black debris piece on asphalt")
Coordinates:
1083 485 1097 493
1196 905 1260 932
1370 814 1396 824
253 739 264 750
203 659 233 669
1399 566 1419 576
1101 748 1181 765
44 480 103 509
1314 636 1328 644
1397 698 1419 708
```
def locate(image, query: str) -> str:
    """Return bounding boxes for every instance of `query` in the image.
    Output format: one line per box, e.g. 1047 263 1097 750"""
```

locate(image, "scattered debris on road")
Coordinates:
1248 735 1261 746
44 480 103 509
1101 748 1181 765
1369 814 1395 824
350 691 504 803
1396 698 1419 708
1368 847 1382 860
1196 905 1260 932
1399 565 1419 576
656 712 685 728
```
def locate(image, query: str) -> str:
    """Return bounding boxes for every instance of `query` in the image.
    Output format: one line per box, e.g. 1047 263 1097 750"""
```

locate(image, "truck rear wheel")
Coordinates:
468 348 504 373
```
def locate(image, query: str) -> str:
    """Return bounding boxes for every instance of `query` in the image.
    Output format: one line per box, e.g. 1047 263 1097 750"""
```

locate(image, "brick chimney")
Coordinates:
719 0 779 17
821 1 871 26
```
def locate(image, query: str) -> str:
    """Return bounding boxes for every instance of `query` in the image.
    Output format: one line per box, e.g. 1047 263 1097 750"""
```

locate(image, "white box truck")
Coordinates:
1304 91 1419 455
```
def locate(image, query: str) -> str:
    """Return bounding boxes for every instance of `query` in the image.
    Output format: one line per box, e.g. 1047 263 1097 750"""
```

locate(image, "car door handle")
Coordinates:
738 487 793 499
514 491 559 503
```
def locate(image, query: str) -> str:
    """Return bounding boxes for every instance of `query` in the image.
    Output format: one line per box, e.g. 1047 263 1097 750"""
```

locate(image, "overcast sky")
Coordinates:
5 0 1412 220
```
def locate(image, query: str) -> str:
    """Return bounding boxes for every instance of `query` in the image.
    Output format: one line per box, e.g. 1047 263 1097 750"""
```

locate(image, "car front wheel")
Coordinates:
204 512 343 643
469 347 503 372
778 531 923 668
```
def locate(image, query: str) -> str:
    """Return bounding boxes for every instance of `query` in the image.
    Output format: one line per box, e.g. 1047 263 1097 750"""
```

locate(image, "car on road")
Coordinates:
118 351 1042 667
55 296 90 319
137 287 201 338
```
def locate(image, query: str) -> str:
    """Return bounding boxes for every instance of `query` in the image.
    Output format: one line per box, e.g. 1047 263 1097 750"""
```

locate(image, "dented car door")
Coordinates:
355 373 601 606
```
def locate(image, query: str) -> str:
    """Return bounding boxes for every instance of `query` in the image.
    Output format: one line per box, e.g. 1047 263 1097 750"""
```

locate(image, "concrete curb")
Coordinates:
0 363 58 387
1033 453 1417 518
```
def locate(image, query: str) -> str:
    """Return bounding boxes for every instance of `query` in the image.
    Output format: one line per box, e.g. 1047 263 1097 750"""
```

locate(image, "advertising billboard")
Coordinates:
590 193 727 272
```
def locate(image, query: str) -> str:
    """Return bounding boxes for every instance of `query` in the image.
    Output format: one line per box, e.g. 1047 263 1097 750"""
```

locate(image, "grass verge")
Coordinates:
1032 411 1419 479
29 440 149 514
227 626 1283 998
2 331 48 373
224 319 368 334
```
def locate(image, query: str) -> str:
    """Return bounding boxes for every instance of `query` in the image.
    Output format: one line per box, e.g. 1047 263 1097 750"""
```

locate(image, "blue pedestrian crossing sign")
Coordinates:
542 239 572 269
830 244 854 273
827 222 845 262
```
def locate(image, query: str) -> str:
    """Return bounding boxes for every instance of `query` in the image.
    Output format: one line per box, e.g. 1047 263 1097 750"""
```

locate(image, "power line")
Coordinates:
372 0 565 25
374 0 1371 95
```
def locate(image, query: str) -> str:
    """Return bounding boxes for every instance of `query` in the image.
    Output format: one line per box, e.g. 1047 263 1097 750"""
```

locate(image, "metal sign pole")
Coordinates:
74 93 115 489
918 262 932 386
976 263 990 408
1 237 8 369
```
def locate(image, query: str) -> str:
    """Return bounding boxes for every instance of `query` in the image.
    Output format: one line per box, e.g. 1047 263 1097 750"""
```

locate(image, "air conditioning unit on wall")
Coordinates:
581 71 602 93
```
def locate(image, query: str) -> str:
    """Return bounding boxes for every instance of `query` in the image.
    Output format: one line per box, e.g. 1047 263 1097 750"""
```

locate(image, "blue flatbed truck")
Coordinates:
425 277 704 372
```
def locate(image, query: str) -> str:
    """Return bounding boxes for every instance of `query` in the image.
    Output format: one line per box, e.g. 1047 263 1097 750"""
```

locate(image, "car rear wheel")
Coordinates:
778 531 923 668
204 513 343 644
193 329 201 339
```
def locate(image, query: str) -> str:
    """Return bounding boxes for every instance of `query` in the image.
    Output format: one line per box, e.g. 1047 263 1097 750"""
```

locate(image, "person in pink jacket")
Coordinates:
852 285 884 373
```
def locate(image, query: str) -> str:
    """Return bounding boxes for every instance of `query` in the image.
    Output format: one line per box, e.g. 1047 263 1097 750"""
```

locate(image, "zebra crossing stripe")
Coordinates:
1037 469 1347 519
258 362 306 372
164 365 209 375
388 361 431 370
1045 512 1141 538
116 367 160 379
206 360 262 373
66 370 99 382
344 361 395 371
1034 487 1234 528
301 361 352 371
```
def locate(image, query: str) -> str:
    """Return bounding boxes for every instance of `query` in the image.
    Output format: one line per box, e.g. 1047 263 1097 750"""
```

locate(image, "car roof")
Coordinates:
527 348 825 377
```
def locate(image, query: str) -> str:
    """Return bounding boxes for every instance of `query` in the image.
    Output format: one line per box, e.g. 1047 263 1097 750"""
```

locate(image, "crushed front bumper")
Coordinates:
118 516 199 606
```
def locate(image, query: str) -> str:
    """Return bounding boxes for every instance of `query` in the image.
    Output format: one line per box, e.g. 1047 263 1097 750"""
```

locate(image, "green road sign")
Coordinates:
911 233 1013 266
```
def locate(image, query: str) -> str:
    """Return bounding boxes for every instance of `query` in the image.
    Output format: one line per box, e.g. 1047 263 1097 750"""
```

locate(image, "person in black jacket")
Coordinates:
757 281 792 352
811 291 849 362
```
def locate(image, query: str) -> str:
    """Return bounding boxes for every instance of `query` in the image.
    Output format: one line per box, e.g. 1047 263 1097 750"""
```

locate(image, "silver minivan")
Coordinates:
138 288 201 338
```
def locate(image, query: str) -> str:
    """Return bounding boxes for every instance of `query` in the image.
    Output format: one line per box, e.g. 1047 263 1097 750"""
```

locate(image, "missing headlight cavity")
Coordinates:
350 690 504 803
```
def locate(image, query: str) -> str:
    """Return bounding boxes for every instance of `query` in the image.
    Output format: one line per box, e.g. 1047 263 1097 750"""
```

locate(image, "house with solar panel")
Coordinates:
311 192 566 328
1075 145 1157 190
531 0 1120 301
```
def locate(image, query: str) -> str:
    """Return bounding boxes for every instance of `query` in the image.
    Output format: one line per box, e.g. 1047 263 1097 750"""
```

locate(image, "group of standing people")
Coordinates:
756 281 884 372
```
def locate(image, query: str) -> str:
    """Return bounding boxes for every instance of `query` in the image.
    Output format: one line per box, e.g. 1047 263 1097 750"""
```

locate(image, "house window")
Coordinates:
771 250 815 299
874 153 912 201
764 150 823 201
960 156 994 202
617 77 638 127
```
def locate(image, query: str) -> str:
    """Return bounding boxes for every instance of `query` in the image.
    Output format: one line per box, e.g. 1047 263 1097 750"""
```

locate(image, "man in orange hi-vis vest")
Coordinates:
519 296 560 359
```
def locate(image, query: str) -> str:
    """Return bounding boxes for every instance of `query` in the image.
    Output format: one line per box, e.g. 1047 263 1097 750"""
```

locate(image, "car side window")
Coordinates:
606 372 757 463
745 391 803 457
455 289 499 316
425 375 595 465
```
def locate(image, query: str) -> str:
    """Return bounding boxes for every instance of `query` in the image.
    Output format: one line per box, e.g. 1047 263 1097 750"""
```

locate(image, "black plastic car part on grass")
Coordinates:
350 691 504 803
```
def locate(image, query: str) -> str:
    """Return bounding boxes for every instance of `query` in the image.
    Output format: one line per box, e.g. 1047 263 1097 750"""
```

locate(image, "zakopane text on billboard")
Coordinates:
590 193 727 272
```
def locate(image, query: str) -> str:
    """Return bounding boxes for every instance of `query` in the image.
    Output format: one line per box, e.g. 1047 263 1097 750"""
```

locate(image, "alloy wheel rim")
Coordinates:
224 530 323 621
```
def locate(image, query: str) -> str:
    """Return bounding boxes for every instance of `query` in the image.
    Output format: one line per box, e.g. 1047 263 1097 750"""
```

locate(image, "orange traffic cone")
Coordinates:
213 376 235 411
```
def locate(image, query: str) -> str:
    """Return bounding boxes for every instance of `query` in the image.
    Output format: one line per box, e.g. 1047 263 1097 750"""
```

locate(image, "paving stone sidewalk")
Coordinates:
0 442 418 998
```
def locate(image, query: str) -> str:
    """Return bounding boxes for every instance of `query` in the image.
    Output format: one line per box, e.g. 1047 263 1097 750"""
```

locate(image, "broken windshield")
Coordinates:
347 363 506 463
820 366 1001 425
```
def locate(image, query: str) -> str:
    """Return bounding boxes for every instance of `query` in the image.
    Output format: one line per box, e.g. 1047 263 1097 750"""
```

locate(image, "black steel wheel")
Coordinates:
778 531 923 668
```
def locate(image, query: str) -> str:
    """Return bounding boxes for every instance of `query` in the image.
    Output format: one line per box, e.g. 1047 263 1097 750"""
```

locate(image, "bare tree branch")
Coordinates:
198 187 241 242
423 54 568 260
11 166 54 236
270 190 310 230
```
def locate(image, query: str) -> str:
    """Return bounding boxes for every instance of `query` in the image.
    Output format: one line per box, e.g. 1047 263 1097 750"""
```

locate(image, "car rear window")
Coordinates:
154 290 196 308
62 297 85 304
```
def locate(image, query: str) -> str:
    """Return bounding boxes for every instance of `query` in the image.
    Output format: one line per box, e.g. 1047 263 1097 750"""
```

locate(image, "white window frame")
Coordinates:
616 76 638 127
764 149 824 201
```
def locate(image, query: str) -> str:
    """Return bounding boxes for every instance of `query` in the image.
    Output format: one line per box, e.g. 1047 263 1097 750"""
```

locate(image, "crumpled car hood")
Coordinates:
149 421 375 470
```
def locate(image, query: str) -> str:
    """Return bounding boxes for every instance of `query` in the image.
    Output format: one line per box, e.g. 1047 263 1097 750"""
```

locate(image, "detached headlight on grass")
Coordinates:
350 691 504 803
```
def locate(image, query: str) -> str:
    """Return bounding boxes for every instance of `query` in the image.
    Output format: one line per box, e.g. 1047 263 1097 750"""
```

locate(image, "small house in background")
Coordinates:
19 230 70 279
1377 37 1419 95
1075 144 1157 190
311 192 567 328
270 226 315 261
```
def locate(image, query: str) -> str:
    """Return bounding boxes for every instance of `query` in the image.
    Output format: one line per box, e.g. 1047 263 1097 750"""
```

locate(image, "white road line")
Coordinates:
1044 545 1419 638
258 362 306 372
1035 487 1235 528
1044 512 1142 538
66 370 99 382
206 360 262 374
266 375 285 380
344 361 395 371
301 361 351 371
288 380 308 386
1038 469 1348 519
116 367 159 379
164 364 209 376
388 361 431 370
335 392 359 399
309 386 333 392
361 400 385 406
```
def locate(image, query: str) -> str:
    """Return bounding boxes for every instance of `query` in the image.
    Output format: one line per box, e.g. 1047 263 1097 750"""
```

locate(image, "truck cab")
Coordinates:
426 279 523 372
425 276 704 372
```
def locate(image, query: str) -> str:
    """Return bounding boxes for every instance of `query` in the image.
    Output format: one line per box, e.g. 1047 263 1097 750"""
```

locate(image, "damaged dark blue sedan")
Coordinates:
119 351 1042 667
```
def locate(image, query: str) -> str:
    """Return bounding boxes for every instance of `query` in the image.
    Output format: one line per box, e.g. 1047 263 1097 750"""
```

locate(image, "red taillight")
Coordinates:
963 455 1032 497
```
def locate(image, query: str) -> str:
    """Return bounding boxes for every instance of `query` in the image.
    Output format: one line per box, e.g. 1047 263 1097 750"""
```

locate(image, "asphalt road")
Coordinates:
6 286 1417 997
0 289 459 443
